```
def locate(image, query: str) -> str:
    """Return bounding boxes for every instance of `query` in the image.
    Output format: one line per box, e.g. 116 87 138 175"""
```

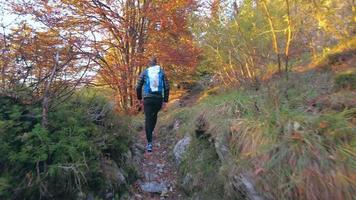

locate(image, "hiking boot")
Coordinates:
146 143 153 152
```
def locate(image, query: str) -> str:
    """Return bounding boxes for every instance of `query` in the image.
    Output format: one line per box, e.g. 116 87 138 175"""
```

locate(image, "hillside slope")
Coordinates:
131 52 355 200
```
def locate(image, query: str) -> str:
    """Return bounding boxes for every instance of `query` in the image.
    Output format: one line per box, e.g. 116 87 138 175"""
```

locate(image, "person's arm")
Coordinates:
163 72 170 102
136 71 145 100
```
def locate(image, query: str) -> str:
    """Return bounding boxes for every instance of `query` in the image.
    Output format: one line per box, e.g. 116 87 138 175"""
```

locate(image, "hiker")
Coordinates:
136 57 170 152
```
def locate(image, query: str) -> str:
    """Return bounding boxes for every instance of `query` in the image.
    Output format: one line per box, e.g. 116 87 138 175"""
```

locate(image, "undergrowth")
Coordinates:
0 89 135 199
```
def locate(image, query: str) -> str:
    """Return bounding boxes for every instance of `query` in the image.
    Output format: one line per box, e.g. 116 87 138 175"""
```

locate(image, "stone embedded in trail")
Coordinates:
140 181 168 194
173 135 191 165
144 171 158 181
156 163 165 169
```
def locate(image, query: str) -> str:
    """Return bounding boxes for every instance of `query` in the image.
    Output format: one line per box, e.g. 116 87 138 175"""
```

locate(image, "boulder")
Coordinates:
100 159 126 187
173 135 191 165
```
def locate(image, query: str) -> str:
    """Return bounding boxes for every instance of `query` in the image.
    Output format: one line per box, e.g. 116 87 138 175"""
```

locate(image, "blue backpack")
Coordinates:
144 66 164 96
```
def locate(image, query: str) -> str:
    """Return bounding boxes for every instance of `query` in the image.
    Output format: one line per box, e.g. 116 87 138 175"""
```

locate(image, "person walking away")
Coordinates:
136 57 169 152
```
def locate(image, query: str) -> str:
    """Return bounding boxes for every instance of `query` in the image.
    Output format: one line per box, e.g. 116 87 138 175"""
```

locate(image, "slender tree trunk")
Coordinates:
1 27 7 88
284 0 292 80
262 1 281 73
42 52 59 129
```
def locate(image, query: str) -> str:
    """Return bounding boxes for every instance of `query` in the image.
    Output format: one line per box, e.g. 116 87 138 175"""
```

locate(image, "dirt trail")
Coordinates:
129 86 203 199
129 128 184 200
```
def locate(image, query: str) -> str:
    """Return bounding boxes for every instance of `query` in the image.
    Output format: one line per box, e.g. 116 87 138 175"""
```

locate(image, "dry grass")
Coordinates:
158 58 356 199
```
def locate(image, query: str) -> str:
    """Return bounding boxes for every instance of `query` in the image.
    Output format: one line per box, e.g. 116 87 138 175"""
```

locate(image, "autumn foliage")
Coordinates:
8 0 200 112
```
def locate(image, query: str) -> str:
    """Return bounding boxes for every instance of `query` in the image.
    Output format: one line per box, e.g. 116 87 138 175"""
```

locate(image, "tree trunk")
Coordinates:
262 1 281 73
41 52 58 129
284 0 292 80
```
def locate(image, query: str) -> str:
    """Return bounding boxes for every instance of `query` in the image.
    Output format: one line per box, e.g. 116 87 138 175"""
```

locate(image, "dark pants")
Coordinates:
144 97 163 143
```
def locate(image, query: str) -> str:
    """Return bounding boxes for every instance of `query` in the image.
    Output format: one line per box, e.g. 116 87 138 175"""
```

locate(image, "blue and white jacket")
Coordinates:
136 65 170 102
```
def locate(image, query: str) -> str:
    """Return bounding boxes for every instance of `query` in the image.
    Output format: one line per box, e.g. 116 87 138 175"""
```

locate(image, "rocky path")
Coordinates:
129 128 184 200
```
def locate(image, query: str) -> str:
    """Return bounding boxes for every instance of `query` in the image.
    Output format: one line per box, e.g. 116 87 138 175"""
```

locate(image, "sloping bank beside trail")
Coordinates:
161 68 355 200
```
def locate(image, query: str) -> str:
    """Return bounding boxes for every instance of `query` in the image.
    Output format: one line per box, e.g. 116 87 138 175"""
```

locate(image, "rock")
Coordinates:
77 191 85 200
144 171 158 181
131 143 145 166
105 192 114 199
181 173 194 194
156 142 161 148
134 194 143 199
160 190 169 197
214 132 233 164
230 174 264 200
123 150 132 161
173 119 180 130
100 159 126 187
215 132 264 200
173 135 191 164
86 192 94 200
156 163 164 169
140 181 168 194
284 121 302 134
133 143 146 153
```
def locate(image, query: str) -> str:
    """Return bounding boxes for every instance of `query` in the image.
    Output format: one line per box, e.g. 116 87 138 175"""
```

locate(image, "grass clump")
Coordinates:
231 108 355 200
179 137 224 199
334 70 356 90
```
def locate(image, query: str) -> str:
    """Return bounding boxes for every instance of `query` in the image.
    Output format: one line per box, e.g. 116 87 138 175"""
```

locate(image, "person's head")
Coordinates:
149 57 157 66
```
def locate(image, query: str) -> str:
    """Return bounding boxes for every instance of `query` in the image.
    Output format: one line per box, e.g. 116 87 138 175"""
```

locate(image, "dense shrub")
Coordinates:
0 90 134 199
